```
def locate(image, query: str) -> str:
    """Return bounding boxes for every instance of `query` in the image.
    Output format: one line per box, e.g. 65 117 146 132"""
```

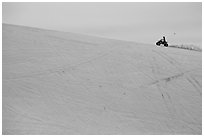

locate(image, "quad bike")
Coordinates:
156 36 168 47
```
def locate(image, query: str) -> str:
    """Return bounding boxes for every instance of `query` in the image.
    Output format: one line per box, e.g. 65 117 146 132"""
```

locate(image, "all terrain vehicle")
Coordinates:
156 36 168 47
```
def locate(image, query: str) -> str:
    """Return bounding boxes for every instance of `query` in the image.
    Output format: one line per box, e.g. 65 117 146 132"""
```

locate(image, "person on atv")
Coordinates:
156 36 168 47
163 36 166 42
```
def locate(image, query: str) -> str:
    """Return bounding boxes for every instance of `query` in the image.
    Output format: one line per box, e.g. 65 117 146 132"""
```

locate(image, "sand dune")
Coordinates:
2 24 202 134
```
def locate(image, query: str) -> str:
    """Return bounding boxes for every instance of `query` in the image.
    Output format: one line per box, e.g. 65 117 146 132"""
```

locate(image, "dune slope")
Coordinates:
2 24 202 134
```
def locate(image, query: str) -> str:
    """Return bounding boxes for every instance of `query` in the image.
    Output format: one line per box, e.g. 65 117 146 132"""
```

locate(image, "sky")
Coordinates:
2 2 202 46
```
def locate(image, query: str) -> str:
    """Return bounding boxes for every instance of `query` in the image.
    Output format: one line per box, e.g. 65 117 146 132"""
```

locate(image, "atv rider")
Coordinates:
163 36 166 43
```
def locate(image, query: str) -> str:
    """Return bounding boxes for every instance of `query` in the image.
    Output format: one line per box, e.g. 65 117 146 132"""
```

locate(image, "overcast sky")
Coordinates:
2 2 202 46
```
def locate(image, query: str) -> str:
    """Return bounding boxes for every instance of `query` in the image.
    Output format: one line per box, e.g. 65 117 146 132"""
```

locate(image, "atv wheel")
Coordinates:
156 42 161 46
164 43 168 47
